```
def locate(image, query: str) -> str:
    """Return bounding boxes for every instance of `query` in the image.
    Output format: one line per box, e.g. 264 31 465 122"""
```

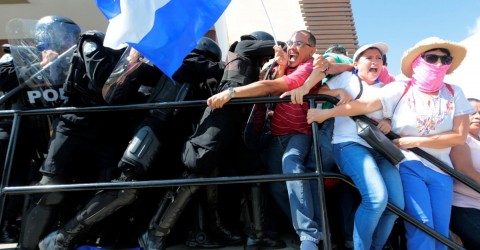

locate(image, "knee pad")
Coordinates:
37 176 67 206
38 175 65 185
120 126 160 178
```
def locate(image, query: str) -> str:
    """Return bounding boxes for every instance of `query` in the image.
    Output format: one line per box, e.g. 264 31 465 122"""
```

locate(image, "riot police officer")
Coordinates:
0 16 82 247
37 37 226 250
16 16 134 249
0 43 22 243
181 31 286 249
132 32 278 250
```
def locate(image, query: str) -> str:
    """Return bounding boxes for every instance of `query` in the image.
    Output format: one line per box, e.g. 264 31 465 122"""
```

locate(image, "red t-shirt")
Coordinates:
271 58 316 136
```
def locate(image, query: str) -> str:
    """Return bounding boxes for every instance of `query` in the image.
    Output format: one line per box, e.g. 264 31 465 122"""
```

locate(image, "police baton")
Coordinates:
0 45 77 106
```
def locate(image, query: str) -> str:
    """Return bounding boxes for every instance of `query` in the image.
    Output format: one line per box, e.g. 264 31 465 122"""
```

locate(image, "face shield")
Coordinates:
5 17 82 108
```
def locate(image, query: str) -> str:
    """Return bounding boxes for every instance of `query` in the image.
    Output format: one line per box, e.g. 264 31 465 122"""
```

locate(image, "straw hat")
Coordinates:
401 36 466 78
352 42 388 62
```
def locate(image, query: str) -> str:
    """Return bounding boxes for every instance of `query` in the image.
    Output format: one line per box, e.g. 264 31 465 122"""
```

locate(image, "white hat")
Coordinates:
352 42 388 62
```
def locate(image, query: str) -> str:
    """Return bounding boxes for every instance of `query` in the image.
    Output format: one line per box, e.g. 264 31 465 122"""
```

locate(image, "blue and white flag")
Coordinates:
96 0 231 78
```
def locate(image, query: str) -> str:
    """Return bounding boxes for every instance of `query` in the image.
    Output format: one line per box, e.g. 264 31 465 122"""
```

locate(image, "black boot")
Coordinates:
0 221 17 243
244 183 286 250
185 197 223 248
185 229 223 248
138 229 166 250
38 219 89 250
209 209 243 245
144 183 200 249
245 236 288 250
206 185 243 245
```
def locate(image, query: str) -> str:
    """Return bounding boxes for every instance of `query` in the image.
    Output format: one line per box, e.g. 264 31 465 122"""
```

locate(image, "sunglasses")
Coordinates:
286 40 312 48
422 54 453 65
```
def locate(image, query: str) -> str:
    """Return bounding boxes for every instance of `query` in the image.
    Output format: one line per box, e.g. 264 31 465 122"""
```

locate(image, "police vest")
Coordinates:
221 51 258 86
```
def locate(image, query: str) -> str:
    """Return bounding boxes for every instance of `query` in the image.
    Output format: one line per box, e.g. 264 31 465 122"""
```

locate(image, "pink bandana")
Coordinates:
411 55 450 93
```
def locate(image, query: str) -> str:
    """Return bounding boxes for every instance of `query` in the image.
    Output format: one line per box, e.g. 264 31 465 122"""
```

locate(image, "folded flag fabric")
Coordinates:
96 0 231 78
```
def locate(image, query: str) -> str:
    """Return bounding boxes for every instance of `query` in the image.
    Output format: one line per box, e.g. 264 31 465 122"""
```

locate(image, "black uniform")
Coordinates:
0 59 22 243
0 60 18 93
182 39 288 250
17 31 133 250
183 39 275 175
0 56 52 244
36 48 225 250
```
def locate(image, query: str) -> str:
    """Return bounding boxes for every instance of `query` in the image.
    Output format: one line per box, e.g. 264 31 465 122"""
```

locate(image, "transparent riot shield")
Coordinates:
3 18 83 108
102 46 156 104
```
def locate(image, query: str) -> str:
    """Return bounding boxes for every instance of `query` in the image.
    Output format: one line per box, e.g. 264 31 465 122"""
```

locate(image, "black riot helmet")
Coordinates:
250 31 274 41
196 37 222 62
240 31 274 42
34 15 81 52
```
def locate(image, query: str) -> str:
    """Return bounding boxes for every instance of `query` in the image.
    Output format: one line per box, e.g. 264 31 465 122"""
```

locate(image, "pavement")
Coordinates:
0 234 302 249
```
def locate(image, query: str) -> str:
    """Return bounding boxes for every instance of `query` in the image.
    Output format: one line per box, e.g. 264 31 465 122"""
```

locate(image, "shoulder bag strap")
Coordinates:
354 73 363 100
392 81 412 116
445 83 454 96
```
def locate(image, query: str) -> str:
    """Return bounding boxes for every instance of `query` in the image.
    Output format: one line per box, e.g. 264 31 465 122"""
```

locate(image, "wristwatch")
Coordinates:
228 87 236 98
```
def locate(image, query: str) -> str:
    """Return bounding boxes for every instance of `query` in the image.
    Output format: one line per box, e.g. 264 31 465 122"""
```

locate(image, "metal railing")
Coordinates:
0 94 478 250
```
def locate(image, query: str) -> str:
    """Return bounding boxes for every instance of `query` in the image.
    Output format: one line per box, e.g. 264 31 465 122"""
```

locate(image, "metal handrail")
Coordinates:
0 94 473 249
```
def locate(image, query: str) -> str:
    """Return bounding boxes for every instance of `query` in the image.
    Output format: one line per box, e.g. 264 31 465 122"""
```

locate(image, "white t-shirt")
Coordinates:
452 135 480 209
327 72 385 148
379 81 475 173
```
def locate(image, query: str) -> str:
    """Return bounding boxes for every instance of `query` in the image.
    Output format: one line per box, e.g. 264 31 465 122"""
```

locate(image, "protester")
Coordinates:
306 37 474 250
283 42 404 249
450 97 480 250
316 43 356 249
208 30 351 250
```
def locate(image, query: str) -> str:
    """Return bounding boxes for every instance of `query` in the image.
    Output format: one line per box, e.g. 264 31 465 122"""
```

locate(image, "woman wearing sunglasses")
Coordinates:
450 98 480 250
305 37 475 250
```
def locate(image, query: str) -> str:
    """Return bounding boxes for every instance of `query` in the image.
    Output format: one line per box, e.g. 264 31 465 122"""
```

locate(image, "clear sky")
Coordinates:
351 0 480 76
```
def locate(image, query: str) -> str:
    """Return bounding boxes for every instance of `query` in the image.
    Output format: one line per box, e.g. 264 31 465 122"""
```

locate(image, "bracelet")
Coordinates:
228 87 235 98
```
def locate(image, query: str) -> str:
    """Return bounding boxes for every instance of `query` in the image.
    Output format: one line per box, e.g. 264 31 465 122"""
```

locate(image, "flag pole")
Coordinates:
259 0 278 45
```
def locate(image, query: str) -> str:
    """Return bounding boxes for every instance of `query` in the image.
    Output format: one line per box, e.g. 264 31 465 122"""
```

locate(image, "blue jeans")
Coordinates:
334 142 404 250
266 133 323 243
399 160 453 250
266 124 335 218
305 118 336 173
